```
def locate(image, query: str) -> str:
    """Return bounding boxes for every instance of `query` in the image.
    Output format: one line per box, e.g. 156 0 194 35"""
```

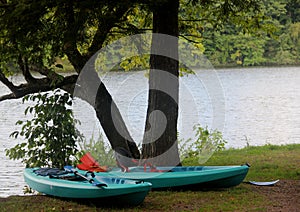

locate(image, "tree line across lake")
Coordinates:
201 0 300 67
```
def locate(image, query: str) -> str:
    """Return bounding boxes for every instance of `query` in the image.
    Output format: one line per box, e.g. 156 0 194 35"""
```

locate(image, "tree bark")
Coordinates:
61 1 141 162
74 55 140 163
95 82 141 164
142 0 181 166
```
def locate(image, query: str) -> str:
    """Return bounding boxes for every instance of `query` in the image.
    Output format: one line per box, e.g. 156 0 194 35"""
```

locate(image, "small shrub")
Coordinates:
180 124 227 163
6 89 83 169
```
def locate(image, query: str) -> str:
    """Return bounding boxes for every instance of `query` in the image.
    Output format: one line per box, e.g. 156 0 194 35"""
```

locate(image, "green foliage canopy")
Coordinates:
0 0 284 78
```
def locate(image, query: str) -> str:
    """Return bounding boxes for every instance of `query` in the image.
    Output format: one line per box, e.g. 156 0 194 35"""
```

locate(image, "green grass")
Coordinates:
184 143 300 181
1 144 299 211
0 187 267 212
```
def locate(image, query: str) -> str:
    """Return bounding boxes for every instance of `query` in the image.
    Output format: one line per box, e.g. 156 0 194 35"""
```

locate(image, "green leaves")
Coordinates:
6 89 83 169
192 124 227 153
179 124 227 162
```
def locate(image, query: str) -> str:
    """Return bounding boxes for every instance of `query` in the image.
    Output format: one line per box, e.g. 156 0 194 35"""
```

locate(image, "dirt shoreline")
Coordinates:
251 179 300 212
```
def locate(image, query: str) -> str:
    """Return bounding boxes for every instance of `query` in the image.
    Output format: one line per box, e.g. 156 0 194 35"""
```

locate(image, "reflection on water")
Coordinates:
0 66 299 197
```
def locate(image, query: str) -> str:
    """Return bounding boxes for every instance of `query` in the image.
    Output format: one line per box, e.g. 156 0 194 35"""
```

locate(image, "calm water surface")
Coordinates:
0 66 299 197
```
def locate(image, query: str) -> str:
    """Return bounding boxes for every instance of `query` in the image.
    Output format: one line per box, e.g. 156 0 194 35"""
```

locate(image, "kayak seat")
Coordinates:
34 168 68 176
33 167 83 181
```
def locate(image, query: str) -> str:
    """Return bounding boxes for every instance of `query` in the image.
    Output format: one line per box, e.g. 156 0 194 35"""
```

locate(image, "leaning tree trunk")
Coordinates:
95 81 141 164
73 53 140 165
142 0 181 166
62 1 140 164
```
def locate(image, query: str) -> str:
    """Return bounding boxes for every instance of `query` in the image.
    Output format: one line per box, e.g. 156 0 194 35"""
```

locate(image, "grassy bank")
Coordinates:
184 143 300 181
1 144 299 211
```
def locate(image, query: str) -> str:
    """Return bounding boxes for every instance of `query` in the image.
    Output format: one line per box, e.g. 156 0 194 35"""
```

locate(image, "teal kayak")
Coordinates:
88 165 249 189
24 168 152 205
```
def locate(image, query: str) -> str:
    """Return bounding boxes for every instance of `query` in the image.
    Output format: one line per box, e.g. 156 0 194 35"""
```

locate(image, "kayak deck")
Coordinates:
92 165 250 189
24 168 152 205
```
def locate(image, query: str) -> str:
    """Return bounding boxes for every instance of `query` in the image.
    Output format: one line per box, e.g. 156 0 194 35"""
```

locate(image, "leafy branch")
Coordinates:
6 89 83 169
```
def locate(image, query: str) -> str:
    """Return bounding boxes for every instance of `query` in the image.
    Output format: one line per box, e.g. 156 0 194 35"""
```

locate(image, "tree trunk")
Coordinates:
142 0 181 166
95 81 141 164
61 1 140 164
74 53 140 165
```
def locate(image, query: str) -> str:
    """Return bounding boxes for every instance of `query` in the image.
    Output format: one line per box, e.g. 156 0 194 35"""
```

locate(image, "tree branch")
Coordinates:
18 54 38 84
61 2 86 72
179 34 202 43
0 74 78 102
30 65 65 81
88 5 132 56
0 71 19 93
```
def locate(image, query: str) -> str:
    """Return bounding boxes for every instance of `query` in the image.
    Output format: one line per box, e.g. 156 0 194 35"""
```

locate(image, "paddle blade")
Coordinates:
77 152 108 172
80 152 99 166
248 180 280 186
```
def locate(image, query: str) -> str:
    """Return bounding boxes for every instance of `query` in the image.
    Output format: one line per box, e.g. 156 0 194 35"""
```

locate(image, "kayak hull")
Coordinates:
24 168 152 205
91 165 249 189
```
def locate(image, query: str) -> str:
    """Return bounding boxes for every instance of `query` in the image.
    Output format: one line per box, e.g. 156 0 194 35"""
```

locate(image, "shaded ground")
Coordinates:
0 180 299 211
251 180 300 212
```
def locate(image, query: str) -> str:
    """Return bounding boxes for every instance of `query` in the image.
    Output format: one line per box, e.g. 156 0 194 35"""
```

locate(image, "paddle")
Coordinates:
244 179 280 186
64 166 107 187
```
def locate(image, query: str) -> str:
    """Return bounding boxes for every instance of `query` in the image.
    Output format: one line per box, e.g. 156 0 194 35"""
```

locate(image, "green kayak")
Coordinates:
24 168 152 205
88 165 249 190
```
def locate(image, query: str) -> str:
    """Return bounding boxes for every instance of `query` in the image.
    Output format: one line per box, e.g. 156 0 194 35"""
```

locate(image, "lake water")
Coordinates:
0 66 299 197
